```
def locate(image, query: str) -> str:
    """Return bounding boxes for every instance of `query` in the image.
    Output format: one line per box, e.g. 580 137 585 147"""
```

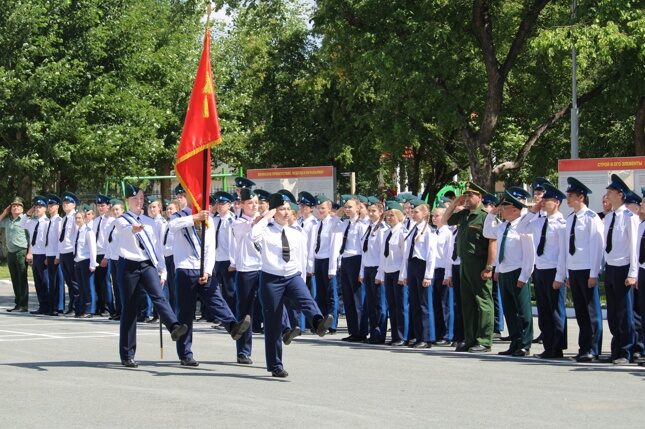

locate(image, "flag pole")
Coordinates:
200 2 213 278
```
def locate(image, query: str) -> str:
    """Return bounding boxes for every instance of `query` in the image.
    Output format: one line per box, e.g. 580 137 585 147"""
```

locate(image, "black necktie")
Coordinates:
498 223 511 263
45 221 52 247
536 217 548 256
605 212 615 254
59 216 67 242
31 220 39 246
362 225 373 252
74 229 80 256
281 228 290 262
136 217 145 250
163 227 170 246
569 214 577 255
451 228 458 261
407 226 418 260
108 225 116 243
639 227 645 264
384 230 392 257
215 218 222 249
339 221 351 255
315 220 324 253
95 216 102 242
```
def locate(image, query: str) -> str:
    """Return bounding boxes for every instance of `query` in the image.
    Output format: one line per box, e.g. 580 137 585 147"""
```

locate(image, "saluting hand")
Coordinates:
2 205 10 216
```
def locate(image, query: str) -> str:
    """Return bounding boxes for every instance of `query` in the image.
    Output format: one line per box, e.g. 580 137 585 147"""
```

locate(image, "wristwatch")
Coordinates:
485 264 493 271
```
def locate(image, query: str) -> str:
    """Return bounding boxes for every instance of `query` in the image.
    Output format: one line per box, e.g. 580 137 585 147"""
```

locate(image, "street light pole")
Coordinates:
571 0 579 159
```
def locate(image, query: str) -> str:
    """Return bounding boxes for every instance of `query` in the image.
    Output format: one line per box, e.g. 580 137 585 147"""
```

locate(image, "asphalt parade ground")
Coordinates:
0 280 643 428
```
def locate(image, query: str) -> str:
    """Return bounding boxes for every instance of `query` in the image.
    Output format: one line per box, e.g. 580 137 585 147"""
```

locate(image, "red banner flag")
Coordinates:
175 32 222 213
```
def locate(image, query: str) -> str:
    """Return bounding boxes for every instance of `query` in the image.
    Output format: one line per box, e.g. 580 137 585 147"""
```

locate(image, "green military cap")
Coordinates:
109 198 123 205
465 182 487 196
339 194 354 204
315 194 330 205
393 195 405 203
409 198 425 208
355 195 368 204
367 196 380 205
385 200 403 211
397 193 415 202
82 203 95 212
10 196 24 206
289 202 299 212
499 190 527 209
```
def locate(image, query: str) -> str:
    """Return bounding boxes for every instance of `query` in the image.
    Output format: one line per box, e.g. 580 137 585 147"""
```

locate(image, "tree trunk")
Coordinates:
635 96 645 156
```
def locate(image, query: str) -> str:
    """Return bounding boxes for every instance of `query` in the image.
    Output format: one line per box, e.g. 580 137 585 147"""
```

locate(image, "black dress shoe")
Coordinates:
455 343 469 352
230 315 251 341
468 344 491 353
180 357 199 367
48 311 59 316
498 348 516 356
112 314 121 321
368 337 385 344
121 359 138 368
237 356 253 365
499 335 512 341
412 341 430 349
534 351 563 359
328 328 337 334
170 323 189 341
434 339 450 346
282 327 301 345
512 348 530 357
341 335 354 342
315 314 334 337
82 314 93 319
64 308 74 315
6 306 19 312
271 368 289 378
390 340 405 347
349 335 367 343
575 352 595 363
29 310 44 315
15 307 28 313
146 316 159 324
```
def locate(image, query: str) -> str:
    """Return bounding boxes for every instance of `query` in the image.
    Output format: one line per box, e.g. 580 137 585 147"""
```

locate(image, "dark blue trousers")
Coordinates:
94 254 109 314
637 268 645 354
569 269 603 357
451 264 464 343
236 270 260 358
119 258 179 361
432 268 454 341
363 266 387 342
633 287 643 355
59 252 79 312
604 264 635 360
175 268 237 360
314 258 336 327
408 257 433 342
110 259 122 316
384 271 408 342
339 255 367 337
260 272 322 372
31 254 50 312
492 271 504 333
214 260 237 317
534 268 567 354
74 259 94 315
164 256 177 314
46 256 64 313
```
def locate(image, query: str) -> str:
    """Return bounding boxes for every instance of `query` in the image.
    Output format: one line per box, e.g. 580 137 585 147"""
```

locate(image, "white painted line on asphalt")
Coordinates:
0 329 61 338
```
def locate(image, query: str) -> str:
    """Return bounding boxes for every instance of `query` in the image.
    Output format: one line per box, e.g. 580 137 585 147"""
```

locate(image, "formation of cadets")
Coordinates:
3 173 645 376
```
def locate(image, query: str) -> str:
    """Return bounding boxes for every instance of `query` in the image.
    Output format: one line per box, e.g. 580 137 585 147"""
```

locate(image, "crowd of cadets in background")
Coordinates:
3 172 645 374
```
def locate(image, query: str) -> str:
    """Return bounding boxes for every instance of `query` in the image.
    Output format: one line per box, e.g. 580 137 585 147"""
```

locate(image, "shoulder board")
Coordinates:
557 218 567 224
585 211 597 218
267 222 275 228
290 225 303 232
625 211 633 217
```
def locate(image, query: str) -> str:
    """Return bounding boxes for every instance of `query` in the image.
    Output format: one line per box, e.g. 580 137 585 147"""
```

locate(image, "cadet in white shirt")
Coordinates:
399 200 438 348
251 193 333 378
561 177 604 362
57 192 80 315
45 195 64 315
431 206 454 345
170 207 250 367
160 201 178 314
377 201 409 346
212 192 237 315
115 184 187 368
334 197 370 342
516 183 568 359
73 211 97 317
360 200 389 344
307 195 340 333
21 196 51 314
486 191 535 356
94 194 114 316
603 174 639 364
106 201 124 320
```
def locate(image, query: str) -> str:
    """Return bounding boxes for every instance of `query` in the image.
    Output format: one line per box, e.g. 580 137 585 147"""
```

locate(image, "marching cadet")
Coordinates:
431 206 454 345
57 192 80 315
443 182 496 353
21 196 50 314
45 195 64 315
145 199 166 323
399 200 438 348
561 177 604 362
161 201 179 314
360 200 388 344
307 195 340 333
334 197 370 342
251 193 333 377
115 184 188 368
603 174 639 364
211 191 237 314
516 183 568 358
73 211 97 317
297 192 318 308
230 188 263 364
94 194 114 316
377 201 408 346
169 206 251 367
485 191 535 357
106 201 125 320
